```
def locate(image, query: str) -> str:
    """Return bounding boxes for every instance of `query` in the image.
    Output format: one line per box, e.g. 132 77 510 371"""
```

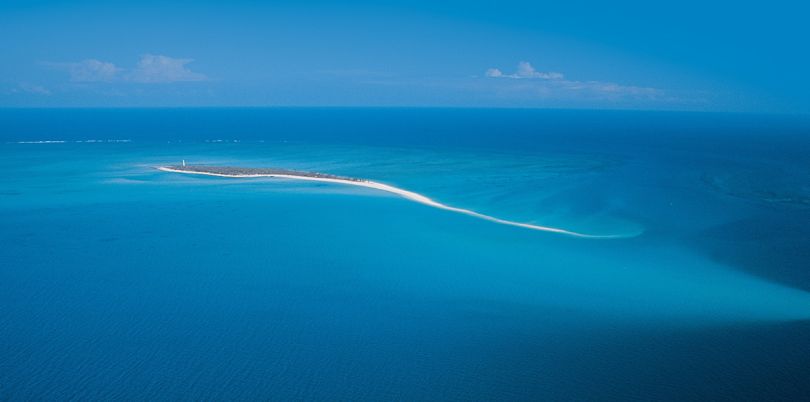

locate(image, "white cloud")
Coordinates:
485 61 659 99
46 55 207 84
127 54 207 83
485 68 503 78
487 61 564 80
514 61 564 80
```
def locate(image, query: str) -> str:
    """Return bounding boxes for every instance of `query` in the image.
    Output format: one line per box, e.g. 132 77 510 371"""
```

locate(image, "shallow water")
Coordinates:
1 109 809 400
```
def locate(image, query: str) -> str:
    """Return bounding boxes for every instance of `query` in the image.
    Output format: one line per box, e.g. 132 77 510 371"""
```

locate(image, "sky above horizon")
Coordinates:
1 0 808 113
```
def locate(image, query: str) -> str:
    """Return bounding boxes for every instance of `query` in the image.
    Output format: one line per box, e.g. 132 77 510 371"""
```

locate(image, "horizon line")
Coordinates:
1 105 806 117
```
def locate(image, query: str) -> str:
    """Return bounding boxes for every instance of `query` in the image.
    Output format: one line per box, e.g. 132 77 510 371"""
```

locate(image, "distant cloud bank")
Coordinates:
10 83 52 96
46 55 207 83
485 61 659 99
8 56 692 108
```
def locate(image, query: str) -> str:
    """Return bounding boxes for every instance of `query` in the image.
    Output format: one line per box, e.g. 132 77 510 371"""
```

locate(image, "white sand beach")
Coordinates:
158 166 630 239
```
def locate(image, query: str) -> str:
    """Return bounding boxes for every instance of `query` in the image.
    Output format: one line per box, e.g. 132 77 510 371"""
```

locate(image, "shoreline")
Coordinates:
158 166 633 239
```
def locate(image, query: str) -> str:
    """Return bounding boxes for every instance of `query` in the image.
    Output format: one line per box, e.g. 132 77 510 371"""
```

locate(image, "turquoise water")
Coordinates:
2 109 810 400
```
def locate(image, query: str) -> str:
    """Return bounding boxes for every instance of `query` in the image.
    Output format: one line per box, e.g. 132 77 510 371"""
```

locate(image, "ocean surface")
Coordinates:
1 108 809 400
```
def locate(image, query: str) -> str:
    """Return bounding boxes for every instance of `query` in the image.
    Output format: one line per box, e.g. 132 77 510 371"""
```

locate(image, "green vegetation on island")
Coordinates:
165 165 366 182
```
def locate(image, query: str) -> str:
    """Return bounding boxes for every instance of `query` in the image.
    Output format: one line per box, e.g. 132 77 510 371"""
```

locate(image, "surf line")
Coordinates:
158 166 632 239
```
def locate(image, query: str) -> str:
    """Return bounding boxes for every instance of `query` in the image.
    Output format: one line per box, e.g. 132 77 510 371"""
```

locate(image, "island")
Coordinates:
158 164 630 239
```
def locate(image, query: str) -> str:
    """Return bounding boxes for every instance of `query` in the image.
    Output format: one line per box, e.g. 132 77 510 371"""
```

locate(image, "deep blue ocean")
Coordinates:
1 108 809 400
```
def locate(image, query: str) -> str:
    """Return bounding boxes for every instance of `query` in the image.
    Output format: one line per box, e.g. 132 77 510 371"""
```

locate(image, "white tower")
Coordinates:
182 159 186 167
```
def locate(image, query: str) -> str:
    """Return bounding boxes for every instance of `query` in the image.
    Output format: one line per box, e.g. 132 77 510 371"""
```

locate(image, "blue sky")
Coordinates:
1 0 808 113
